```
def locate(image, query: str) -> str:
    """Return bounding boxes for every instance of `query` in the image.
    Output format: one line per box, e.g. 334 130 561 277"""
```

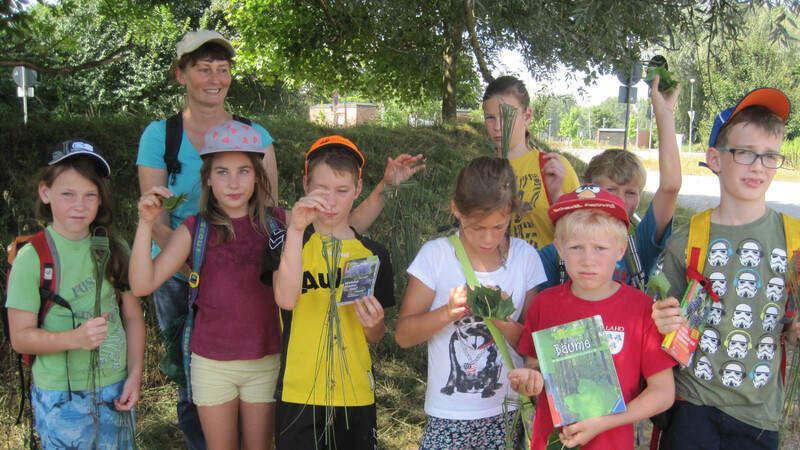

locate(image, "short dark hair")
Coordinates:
306 147 361 185
715 105 786 148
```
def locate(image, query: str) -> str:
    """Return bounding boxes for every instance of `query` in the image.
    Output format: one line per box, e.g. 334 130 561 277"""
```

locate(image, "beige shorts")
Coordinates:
190 353 280 406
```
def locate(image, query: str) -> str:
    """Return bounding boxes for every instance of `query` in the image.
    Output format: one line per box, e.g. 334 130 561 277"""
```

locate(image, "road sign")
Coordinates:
12 66 37 87
333 92 339 106
615 62 642 86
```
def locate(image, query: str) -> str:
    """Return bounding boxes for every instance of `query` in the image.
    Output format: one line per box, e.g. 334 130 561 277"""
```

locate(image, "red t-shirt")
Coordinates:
183 211 284 360
518 281 676 450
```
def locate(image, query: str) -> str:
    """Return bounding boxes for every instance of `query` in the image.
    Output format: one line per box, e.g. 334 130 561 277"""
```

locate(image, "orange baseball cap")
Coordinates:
708 87 791 147
305 135 365 178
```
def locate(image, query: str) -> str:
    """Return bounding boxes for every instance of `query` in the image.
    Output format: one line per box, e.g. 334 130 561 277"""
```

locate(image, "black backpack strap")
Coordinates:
165 113 183 186
165 113 252 186
232 115 251 126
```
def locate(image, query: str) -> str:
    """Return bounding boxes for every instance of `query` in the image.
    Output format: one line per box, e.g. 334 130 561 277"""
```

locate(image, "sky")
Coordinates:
495 49 651 107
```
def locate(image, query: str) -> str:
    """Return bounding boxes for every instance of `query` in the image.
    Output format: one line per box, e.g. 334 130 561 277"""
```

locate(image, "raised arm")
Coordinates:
273 190 329 310
349 154 425 233
650 75 682 243
138 165 174 250
129 186 192 297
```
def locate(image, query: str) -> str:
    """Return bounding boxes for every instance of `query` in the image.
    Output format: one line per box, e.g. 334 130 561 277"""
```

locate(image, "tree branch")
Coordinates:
463 0 493 83
0 43 134 75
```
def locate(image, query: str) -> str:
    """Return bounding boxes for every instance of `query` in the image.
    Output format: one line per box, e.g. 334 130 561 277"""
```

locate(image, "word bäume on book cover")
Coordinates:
532 315 626 427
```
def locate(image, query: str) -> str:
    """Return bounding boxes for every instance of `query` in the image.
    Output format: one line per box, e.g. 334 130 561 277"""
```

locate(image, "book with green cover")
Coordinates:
532 315 626 427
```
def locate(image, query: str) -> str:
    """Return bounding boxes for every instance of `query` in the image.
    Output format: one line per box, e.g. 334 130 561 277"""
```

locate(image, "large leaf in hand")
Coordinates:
644 64 679 92
645 270 671 301
466 285 516 321
564 378 621 421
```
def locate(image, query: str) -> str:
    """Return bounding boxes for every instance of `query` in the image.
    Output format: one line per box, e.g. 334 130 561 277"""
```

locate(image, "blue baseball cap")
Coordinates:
708 87 791 148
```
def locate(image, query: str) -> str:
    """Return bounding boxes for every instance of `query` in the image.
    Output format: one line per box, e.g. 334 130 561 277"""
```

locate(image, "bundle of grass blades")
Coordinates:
780 250 800 446
499 101 518 160
88 227 137 448
314 234 351 448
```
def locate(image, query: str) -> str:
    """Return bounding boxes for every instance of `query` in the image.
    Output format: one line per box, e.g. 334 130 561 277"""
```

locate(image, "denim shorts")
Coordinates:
32 379 136 450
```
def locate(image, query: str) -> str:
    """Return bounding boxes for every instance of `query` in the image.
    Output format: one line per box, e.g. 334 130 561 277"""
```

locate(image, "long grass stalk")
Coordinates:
89 228 110 437
780 250 800 446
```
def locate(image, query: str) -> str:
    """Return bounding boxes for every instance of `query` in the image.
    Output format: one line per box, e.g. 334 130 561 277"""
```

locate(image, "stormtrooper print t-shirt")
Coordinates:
661 208 789 431
407 234 546 420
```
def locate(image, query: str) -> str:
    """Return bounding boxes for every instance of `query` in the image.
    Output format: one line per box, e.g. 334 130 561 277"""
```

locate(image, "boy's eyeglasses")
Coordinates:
715 147 785 169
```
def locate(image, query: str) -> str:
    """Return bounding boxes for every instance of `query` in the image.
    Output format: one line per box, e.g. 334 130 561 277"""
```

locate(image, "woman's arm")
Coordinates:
395 277 467 348
114 292 145 411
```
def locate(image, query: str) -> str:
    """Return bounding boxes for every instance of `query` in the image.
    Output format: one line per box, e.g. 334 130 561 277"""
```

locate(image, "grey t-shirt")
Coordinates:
661 208 789 431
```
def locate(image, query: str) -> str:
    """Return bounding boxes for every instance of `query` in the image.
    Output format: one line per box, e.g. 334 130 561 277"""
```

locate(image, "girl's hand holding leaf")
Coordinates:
446 285 469 321
138 186 173 224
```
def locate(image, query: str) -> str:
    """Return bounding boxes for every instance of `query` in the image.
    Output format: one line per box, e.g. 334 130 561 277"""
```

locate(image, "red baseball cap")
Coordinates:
548 184 630 228
305 135 365 178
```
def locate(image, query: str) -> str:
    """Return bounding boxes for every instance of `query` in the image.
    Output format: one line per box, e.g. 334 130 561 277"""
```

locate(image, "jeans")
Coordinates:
154 276 206 450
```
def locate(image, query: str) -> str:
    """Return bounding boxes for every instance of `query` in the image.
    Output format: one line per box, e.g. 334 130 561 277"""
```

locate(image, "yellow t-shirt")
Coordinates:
509 150 580 249
268 229 394 406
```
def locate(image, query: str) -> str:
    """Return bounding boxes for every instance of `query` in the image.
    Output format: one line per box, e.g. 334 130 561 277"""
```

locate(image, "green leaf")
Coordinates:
465 285 516 321
645 271 671 301
644 63 679 92
162 192 187 212
563 378 620 421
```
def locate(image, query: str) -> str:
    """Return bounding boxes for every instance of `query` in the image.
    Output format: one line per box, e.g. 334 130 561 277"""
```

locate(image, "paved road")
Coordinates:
564 148 800 218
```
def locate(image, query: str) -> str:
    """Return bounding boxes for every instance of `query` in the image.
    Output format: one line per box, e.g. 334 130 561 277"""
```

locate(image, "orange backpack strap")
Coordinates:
686 209 719 302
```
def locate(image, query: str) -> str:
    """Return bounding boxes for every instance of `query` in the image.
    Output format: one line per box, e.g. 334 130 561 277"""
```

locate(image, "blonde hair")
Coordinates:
583 149 646 192
199 151 275 243
554 208 627 249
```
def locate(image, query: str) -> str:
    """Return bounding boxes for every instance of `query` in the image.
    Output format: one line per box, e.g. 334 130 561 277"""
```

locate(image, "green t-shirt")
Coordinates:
6 226 129 391
661 208 788 431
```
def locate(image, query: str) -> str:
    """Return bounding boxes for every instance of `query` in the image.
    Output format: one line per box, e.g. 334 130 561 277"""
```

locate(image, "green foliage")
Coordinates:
465 286 516 322
558 108 580 139
645 271 672 301
563 378 621 422
644 63 679 92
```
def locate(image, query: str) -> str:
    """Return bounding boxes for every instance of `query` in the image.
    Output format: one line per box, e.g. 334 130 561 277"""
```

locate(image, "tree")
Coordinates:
231 0 799 121
559 108 580 140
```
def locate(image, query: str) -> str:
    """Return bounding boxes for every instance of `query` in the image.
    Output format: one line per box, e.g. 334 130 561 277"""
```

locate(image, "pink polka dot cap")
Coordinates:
201 120 264 158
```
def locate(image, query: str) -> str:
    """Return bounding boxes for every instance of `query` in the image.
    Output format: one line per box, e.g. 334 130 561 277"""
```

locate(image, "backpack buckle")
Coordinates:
188 271 200 288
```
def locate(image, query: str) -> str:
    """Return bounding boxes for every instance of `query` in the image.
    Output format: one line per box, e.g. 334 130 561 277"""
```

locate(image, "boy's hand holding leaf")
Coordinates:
644 62 679 92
